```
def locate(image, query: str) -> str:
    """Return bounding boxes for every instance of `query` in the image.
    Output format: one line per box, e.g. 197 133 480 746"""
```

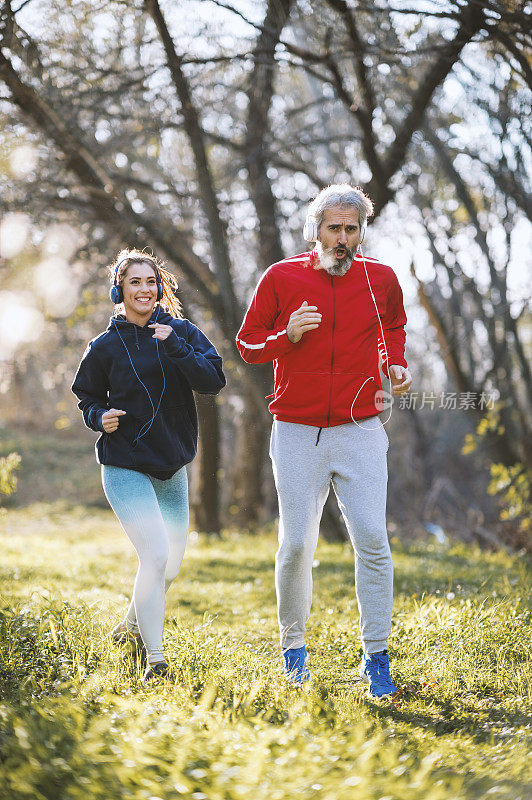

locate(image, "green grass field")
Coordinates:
0 503 530 800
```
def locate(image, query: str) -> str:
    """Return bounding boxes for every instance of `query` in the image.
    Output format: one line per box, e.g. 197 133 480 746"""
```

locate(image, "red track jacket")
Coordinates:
236 251 407 427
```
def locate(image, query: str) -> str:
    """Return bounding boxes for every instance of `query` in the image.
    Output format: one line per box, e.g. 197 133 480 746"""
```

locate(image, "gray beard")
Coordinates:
315 242 354 276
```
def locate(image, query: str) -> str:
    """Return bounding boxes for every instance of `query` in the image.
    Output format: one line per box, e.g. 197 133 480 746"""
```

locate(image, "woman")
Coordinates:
72 249 226 683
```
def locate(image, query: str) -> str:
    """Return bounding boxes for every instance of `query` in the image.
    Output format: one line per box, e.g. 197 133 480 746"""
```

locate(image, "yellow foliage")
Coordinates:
466 405 530 532
488 462 531 532
461 433 476 455
0 452 21 496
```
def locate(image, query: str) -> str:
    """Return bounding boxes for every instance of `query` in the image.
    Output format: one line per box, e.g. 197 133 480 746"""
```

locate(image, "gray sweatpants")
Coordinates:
270 418 393 656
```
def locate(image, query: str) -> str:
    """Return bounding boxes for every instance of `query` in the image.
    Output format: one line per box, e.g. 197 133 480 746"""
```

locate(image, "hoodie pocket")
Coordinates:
132 404 197 466
101 412 138 463
331 371 381 422
269 372 330 419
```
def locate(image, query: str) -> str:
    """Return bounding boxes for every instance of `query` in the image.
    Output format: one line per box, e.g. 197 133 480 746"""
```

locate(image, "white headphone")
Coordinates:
303 214 367 244
349 245 394 430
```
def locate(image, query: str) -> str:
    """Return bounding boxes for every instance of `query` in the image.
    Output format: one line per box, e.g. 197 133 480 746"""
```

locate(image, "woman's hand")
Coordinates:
148 323 173 341
101 408 126 433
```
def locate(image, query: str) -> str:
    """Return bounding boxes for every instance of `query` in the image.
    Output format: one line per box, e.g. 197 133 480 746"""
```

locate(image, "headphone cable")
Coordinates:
111 305 166 445
350 244 393 430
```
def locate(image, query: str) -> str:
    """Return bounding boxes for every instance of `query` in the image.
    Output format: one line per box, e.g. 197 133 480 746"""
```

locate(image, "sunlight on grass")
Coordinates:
0 503 530 799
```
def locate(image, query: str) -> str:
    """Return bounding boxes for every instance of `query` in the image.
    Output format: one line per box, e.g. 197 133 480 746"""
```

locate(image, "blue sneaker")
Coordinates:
360 650 398 697
283 645 311 685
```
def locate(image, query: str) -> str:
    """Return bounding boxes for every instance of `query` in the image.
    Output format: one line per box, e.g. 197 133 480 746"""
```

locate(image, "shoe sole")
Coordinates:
360 672 398 698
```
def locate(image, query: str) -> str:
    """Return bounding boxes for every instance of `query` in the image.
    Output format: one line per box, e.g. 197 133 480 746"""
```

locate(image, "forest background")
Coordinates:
0 0 530 551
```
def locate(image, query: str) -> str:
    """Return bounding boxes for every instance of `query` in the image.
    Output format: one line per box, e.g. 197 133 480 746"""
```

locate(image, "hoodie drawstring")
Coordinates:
134 327 140 350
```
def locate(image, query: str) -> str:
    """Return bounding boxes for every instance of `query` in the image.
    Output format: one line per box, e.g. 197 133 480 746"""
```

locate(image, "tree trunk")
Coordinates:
192 393 221 535
230 390 270 528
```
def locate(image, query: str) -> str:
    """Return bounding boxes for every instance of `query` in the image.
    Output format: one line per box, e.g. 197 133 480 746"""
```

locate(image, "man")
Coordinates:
236 184 412 697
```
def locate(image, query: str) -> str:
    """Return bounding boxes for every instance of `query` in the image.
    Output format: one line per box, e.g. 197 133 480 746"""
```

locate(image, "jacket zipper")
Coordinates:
326 276 335 427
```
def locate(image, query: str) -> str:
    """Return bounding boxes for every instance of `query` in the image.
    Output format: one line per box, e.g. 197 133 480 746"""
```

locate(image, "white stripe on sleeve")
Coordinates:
237 329 288 350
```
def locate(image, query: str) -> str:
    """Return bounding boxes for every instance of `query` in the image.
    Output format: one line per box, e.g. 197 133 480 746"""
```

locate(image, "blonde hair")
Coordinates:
108 248 182 318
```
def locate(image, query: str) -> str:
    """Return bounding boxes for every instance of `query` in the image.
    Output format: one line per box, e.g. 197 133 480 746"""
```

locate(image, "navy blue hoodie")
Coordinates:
72 307 226 480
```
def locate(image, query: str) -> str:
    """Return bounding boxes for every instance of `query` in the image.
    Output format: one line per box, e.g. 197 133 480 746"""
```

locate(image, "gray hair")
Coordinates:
309 184 374 230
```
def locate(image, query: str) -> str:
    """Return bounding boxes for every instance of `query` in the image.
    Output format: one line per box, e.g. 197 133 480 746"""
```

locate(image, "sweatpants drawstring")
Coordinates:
315 427 322 446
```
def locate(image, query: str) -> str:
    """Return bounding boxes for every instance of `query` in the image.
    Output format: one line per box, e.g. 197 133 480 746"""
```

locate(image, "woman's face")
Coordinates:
121 262 159 324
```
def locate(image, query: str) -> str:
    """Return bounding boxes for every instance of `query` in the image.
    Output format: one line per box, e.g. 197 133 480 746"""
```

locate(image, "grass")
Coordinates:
0 428 105 508
0 503 530 800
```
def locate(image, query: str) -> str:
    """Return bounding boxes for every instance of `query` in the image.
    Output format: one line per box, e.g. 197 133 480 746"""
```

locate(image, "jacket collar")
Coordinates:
107 304 173 332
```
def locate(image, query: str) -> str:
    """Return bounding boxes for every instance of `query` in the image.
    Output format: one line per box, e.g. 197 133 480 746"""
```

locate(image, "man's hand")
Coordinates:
148 323 173 341
389 365 412 395
101 408 126 433
287 300 322 344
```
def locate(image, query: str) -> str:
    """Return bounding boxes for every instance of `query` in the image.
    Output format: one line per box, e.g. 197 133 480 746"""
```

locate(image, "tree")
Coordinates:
0 452 21 504
1 0 530 541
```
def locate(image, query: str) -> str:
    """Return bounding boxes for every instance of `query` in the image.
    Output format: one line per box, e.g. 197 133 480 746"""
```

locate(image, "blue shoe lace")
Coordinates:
283 645 311 685
361 650 397 697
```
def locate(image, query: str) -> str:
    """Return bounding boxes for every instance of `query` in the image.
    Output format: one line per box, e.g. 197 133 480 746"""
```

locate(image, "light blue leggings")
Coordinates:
102 465 189 664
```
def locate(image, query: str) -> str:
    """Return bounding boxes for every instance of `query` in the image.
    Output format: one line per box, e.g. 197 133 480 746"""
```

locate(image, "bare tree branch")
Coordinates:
490 26 532 90
410 260 477 397
144 0 239 326
244 0 293 268
325 0 377 121
0 48 225 311
380 1 488 211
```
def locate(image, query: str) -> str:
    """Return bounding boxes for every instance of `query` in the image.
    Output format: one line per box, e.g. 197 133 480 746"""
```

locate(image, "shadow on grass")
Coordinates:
364 688 531 746
185 557 273 584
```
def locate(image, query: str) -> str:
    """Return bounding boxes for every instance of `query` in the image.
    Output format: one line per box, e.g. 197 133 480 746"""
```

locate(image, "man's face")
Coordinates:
316 206 361 276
